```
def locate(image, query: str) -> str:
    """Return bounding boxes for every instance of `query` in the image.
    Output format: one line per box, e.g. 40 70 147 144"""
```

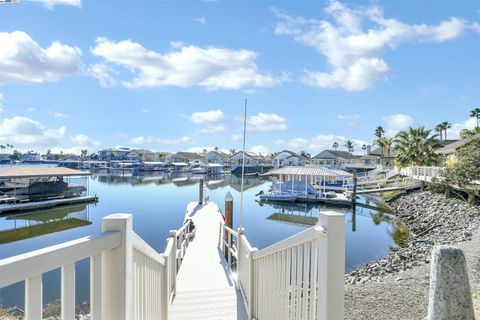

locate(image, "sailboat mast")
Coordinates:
240 99 247 230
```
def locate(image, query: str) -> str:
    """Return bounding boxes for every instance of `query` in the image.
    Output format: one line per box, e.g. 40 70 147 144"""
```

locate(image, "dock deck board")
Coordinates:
170 202 247 320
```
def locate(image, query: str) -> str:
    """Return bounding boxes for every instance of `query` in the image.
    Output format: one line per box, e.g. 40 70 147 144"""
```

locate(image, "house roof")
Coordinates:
173 152 204 159
368 147 398 157
436 134 480 154
207 150 230 160
0 167 90 179
232 151 266 160
263 166 352 178
272 150 307 160
313 150 356 159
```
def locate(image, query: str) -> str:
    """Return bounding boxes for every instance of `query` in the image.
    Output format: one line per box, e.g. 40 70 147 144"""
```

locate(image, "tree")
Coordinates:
46 149 51 155
441 121 452 140
460 128 480 138
393 127 440 167
81 149 88 159
374 126 385 139
0 145 5 153
362 144 367 155
202 149 207 155
229 149 236 156
344 140 355 153
470 108 480 129
332 142 339 150
90 153 99 160
11 150 22 160
299 150 311 158
214 146 219 151
435 124 444 140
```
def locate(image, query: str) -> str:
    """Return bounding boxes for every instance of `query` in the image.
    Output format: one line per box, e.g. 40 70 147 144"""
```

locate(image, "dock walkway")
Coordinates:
169 202 247 320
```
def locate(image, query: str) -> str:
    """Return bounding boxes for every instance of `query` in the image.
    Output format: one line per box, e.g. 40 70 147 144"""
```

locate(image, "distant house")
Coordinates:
436 134 480 163
272 150 307 167
359 146 397 168
20 152 41 162
98 147 132 161
171 152 204 165
125 149 160 162
0 154 11 162
230 151 268 166
311 150 359 167
205 150 230 165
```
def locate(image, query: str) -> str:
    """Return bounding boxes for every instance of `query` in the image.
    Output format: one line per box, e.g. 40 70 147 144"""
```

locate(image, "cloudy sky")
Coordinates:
0 0 479 155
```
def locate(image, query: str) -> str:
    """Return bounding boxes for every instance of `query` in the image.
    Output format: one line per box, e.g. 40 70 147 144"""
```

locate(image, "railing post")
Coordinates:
102 214 133 320
317 211 345 320
169 230 177 297
160 259 169 320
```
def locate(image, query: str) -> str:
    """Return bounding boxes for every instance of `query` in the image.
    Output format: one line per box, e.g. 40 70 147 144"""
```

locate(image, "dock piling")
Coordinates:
199 178 204 204
224 192 233 260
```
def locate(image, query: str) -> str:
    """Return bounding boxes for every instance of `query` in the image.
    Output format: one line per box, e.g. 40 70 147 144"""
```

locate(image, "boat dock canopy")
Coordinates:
263 166 353 178
0 167 91 179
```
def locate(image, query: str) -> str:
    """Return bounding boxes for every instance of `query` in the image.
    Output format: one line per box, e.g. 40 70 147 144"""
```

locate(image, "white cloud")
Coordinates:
141 108 149 113
71 134 100 147
48 111 70 119
337 114 361 125
0 116 65 148
170 41 185 48
88 64 117 88
230 134 242 141
200 124 227 133
131 135 195 145
0 31 82 84
188 109 224 124
276 134 367 154
26 107 36 112
275 138 309 149
382 113 416 136
28 0 81 9
449 117 477 139
248 112 288 131
273 2 474 91
91 37 282 90
194 17 207 24
0 94 4 115
250 145 270 155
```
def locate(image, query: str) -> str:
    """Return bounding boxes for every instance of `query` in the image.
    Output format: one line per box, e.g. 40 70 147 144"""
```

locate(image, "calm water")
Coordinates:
0 169 404 308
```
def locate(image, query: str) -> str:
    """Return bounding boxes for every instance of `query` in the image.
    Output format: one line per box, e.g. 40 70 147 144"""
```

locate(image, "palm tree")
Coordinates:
374 126 385 139
344 140 355 153
214 146 219 151
470 108 480 129
0 145 5 152
394 127 440 167
332 142 338 150
362 144 367 155
435 124 444 140
299 150 311 158
441 121 451 140
384 137 394 157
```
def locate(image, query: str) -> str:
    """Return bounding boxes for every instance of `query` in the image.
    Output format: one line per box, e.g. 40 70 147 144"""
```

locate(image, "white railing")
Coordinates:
0 213 194 320
401 166 445 181
220 211 345 320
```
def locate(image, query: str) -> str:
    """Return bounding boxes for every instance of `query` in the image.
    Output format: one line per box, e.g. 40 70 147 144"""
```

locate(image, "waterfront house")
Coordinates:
0 154 11 162
98 147 132 161
436 134 480 164
171 151 204 165
205 150 230 165
311 150 359 168
272 150 308 167
20 152 41 162
125 149 160 162
230 151 269 166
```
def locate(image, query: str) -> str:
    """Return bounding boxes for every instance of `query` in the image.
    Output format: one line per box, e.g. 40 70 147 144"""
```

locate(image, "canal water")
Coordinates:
0 169 405 309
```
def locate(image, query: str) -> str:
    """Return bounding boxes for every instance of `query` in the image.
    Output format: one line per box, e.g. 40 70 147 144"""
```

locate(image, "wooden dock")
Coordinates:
169 202 248 320
0 195 98 214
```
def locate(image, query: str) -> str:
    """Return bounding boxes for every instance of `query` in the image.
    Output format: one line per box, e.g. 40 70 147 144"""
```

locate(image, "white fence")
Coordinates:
220 211 345 320
0 213 194 320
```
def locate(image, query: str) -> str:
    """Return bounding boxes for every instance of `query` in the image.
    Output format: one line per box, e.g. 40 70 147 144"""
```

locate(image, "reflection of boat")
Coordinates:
0 204 91 244
191 166 207 174
134 162 165 172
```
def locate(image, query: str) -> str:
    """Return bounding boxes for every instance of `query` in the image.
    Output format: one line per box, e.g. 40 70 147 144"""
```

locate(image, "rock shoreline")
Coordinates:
346 190 480 285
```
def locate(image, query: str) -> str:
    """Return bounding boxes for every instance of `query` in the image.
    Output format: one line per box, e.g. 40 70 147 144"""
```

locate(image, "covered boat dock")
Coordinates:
0 167 98 214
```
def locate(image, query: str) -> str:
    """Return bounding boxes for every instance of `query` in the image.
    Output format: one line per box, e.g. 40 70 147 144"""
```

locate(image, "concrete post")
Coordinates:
224 192 233 259
102 214 133 320
427 245 475 320
199 178 204 204
317 211 345 320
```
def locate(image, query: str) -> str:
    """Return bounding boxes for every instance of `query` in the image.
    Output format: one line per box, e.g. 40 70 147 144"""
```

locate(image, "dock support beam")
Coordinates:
352 172 357 206
199 178 204 204
224 192 233 259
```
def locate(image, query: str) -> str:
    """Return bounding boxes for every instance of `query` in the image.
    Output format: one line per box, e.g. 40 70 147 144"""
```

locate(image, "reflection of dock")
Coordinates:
0 205 91 244
267 212 317 226
0 195 97 215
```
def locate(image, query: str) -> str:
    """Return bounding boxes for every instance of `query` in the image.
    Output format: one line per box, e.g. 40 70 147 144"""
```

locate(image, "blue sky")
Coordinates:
0 0 479 155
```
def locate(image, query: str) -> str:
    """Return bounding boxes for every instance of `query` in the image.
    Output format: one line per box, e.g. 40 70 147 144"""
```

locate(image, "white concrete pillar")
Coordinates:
427 245 475 320
102 214 133 320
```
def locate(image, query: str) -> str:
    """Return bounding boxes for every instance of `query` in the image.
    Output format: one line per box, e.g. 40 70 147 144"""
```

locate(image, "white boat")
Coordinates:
258 191 297 202
191 166 207 174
